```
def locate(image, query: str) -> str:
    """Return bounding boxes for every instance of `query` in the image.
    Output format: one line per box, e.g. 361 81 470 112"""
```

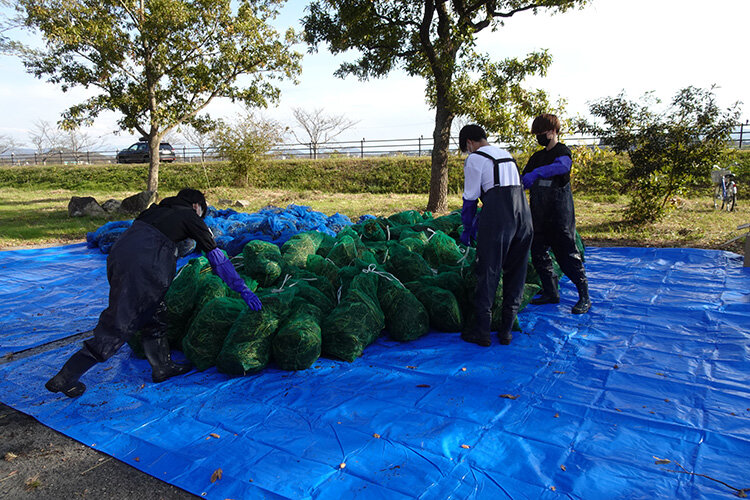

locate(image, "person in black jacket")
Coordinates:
521 114 590 314
45 188 262 398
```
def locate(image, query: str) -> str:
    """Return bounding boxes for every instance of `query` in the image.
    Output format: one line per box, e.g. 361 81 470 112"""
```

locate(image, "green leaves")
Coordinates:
16 0 301 190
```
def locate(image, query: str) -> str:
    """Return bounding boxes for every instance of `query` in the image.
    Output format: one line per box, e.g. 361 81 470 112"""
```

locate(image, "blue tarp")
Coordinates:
0 245 748 499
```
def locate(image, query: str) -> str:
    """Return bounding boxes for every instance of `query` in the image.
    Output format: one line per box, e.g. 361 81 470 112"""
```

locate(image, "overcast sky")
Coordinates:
0 0 747 150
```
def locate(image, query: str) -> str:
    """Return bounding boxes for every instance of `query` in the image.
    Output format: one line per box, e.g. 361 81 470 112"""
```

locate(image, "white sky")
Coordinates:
0 0 748 150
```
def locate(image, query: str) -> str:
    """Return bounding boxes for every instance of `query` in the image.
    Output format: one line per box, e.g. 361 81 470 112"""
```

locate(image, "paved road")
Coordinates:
0 403 197 500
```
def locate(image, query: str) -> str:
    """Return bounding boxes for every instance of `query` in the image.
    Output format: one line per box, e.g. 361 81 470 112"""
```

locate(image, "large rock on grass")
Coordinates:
68 196 105 217
121 190 157 214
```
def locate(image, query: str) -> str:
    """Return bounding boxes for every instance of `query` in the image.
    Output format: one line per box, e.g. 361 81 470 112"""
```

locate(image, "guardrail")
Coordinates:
1 126 748 166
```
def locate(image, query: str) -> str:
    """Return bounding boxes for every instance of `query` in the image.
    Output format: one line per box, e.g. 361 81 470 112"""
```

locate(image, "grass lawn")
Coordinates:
0 187 746 256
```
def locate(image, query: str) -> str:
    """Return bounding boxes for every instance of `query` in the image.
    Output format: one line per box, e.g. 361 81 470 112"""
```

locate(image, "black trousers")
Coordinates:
474 186 533 336
84 221 177 362
529 183 586 287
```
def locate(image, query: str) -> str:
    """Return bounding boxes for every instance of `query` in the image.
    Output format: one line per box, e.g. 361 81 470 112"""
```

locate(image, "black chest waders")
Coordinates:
464 150 533 345
84 221 178 361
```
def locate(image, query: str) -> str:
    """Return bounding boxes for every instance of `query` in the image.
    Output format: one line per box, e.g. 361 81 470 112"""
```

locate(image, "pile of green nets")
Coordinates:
131 209 583 374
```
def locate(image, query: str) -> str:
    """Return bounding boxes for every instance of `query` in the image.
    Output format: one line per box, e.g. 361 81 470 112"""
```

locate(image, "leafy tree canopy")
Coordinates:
304 0 588 211
15 0 301 191
582 86 741 223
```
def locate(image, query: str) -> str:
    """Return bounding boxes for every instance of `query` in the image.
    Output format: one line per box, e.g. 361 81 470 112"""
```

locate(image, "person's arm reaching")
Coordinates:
522 155 572 189
206 248 262 310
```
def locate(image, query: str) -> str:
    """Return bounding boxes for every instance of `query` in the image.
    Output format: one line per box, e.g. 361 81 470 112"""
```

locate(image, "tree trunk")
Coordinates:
426 100 453 213
146 134 161 193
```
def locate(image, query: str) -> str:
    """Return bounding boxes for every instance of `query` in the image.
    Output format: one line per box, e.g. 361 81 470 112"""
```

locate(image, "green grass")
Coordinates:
0 187 746 256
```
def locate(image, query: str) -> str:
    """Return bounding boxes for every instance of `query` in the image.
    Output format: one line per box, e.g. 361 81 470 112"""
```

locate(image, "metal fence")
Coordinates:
1 124 748 166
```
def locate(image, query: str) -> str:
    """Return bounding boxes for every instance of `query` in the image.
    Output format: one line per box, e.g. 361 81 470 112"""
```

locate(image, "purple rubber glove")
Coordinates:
206 248 262 310
461 198 478 246
240 288 262 311
522 172 538 190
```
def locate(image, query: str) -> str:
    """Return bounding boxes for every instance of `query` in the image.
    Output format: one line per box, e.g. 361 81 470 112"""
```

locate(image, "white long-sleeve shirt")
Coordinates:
462 145 521 201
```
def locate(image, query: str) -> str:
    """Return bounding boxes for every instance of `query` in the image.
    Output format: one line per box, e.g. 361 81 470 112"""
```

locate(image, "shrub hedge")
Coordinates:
1 149 747 195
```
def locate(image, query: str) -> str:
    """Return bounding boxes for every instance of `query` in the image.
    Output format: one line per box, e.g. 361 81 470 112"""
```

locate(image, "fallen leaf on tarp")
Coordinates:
553 370 566 374
339 463 346 469
613 364 619 369
134 457 140 462
406 366 417 369
653 456 671 465
210 433 221 439
499 394 519 399
461 367 467 372
615 408 622 412
560 465 566 471
656 372 667 377
664 399 670 403
416 384 430 388
554 413 559 418
373 433 381 439
550 486 556 491
461 444 470 449
211 469 223 483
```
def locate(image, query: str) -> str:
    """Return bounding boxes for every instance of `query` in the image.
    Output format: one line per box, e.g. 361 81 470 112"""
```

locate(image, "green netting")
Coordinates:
325 234 359 268
399 237 425 255
404 281 462 332
414 212 461 236
322 271 384 362
215 289 294 375
242 240 283 287
384 241 435 283
423 230 464 268
182 297 246 371
387 210 426 226
398 228 429 243
164 257 209 317
360 219 387 242
377 275 429 342
315 232 337 258
272 300 323 371
277 267 337 305
281 231 328 268
306 254 341 290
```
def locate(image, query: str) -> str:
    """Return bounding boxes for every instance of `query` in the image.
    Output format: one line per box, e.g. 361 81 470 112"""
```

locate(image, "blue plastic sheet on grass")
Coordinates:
0 246 749 499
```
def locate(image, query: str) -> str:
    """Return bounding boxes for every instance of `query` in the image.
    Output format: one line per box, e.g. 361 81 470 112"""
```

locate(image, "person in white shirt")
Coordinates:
459 125 533 346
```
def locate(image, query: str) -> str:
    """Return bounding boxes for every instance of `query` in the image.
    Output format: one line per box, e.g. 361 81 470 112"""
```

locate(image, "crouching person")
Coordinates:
46 188 262 398
459 125 533 346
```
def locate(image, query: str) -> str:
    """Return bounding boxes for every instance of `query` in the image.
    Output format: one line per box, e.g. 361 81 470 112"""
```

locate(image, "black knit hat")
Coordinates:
177 188 207 218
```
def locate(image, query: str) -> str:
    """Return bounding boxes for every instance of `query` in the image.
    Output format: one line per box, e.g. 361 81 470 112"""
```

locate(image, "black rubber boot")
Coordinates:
572 278 591 314
531 274 560 305
142 337 192 383
461 331 491 347
45 349 99 398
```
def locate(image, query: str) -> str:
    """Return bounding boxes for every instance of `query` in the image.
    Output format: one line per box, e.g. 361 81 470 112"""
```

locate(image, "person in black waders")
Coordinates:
521 113 591 314
45 188 263 398
458 125 533 347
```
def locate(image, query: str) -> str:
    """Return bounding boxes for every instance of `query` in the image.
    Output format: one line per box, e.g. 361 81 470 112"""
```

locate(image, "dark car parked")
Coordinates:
116 141 177 164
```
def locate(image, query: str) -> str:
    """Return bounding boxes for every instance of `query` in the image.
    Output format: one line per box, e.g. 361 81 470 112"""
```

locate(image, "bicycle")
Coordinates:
711 165 737 212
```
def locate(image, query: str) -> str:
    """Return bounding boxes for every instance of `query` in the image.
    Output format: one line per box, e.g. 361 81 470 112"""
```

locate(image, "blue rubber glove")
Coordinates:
461 198 478 246
522 172 538 190
207 248 262 310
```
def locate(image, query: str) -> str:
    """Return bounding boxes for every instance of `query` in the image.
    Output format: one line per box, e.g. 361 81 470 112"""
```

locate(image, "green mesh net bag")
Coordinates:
215 289 294 375
242 240 283 287
398 228 429 243
384 241 435 283
360 218 387 242
182 297 246 371
376 274 429 342
414 212 461 236
281 231 328 268
398 237 425 255
272 300 324 371
490 281 541 332
326 234 360 268
404 280 462 332
306 254 341 290
423 230 464 268
322 271 384 362
387 210 426 226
